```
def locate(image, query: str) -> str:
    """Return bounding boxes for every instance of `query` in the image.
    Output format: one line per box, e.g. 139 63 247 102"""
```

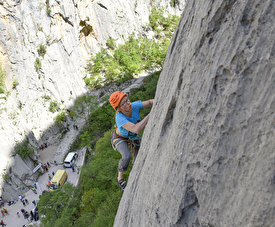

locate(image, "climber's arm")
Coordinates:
142 99 154 108
122 114 150 134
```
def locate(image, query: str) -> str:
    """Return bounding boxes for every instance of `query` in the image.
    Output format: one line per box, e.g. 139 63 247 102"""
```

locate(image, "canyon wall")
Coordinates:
0 0 184 200
114 0 275 226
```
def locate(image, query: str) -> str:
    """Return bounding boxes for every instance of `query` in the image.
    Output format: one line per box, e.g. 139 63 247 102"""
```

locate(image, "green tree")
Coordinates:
38 183 81 227
49 100 60 112
69 95 98 125
54 111 67 125
15 138 34 158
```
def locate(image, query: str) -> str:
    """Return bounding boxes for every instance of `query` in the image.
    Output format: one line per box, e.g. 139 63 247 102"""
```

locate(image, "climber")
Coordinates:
109 91 154 190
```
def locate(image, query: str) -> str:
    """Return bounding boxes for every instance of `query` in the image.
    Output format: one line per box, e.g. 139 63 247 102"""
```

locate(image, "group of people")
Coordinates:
19 206 38 222
0 194 38 226
42 162 51 173
46 170 56 188
39 143 48 150
18 197 38 223
21 198 29 207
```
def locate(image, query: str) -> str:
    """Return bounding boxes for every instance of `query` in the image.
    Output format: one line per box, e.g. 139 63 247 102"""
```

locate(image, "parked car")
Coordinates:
64 152 78 168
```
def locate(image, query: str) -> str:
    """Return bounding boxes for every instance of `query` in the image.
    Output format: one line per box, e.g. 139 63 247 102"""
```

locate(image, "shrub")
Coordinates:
54 111 67 125
1 173 9 181
49 100 60 113
42 95 51 101
15 138 34 158
106 37 117 50
46 0 51 15
37 43 47 58
35 57 41 71
12 78 19 89
0 63 6 94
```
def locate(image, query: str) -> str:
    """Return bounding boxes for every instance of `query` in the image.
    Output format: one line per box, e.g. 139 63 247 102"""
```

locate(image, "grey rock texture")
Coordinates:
0 0 185 199
114 0 275 226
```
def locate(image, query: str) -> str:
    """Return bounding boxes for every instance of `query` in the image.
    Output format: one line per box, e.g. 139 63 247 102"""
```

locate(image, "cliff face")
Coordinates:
114 0 275 226
0 0 184 200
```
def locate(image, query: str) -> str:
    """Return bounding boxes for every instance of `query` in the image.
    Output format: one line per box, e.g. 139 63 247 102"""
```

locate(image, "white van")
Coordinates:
64 152 78 167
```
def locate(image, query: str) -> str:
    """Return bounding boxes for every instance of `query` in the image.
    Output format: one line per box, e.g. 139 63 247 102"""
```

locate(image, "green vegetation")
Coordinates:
149 7 179 36
170 0 179 7
0 63 6 94
46 0 51 15
49 100 60 113
106 37 117 50
38 71 160 226
1 173 9 181
69 95 98 124
35 57 42 71
15 138 34 158
42 94 51 101
54 111 67 125
37 6 178 227
38 183 81 227
37 23 43 32
84 8 179 89
12 78 19 89
37 43 47 58
18 101 23 110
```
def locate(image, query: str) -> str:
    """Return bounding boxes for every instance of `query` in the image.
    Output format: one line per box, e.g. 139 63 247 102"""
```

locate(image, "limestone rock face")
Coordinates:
114 0 275 226
0 0 184 199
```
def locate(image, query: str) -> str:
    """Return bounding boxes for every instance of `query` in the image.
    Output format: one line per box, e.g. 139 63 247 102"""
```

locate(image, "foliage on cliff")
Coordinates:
15 138 34 159
0 63 6 94
37 71 159 227
84 8 179 89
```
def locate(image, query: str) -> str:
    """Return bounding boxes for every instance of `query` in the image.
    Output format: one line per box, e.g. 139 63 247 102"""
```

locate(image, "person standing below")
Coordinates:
109 91 153 190
2 209 8 215
71 165 75 172
0 220 6 226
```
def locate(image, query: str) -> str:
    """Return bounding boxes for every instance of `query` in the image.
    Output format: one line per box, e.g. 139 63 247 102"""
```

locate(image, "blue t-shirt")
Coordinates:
116 100 143 138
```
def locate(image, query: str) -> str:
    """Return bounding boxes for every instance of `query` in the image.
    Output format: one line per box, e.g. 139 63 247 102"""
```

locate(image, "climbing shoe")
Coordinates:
118 179 126 190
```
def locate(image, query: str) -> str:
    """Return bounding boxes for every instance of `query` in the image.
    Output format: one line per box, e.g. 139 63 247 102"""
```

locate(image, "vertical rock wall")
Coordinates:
114 0 275 226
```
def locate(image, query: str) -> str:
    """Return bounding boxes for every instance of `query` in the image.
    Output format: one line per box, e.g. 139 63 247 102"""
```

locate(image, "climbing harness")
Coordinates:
111 128 141 153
